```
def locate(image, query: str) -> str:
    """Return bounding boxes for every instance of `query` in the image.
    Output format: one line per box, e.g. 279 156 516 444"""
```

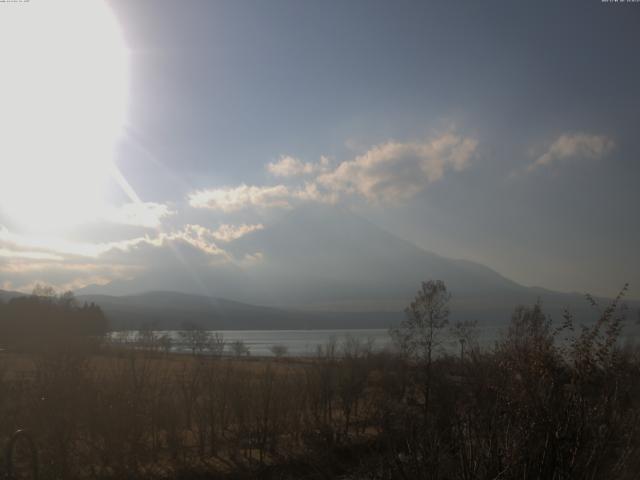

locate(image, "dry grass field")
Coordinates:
1 287 640 479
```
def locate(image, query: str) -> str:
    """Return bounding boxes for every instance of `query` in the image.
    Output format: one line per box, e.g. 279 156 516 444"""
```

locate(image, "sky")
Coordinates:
0 0 638 300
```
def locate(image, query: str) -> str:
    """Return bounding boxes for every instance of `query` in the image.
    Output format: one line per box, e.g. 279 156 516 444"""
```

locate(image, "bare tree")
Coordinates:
158 334 173 355
179 323 212 356
136 326 159 352
208 332 225 357
450 319 478 361
31 283 57 300
230 339 250 357
390 279 451 415
270 344 289 359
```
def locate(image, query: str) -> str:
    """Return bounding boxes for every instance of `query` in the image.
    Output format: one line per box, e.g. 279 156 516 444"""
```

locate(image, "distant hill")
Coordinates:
2 287 637 332
0 289 24 303
76 291 403 331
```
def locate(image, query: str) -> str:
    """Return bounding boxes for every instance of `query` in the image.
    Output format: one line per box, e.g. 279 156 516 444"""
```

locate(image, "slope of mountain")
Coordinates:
227 205 526 305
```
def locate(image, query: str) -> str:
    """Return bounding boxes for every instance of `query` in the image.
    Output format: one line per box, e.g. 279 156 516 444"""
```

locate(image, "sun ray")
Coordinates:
109 161 213 296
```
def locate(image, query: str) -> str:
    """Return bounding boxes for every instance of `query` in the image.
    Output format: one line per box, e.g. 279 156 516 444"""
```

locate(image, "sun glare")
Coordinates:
0 0 128 233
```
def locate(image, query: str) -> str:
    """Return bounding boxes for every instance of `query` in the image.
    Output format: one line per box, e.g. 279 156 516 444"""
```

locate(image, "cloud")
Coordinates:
0 254 139 293
0 225 130 258
96 225 230 262
317 131 477 203
0 221 241 291
267 155 330 177
0 225 90 257
528 133 615 172
211 223 264 242
188 182 340 212
189 130 477 211
0 223 231 264
188 184 293 212
294 181 341 205
0 248 63 261
102 202 174 228
168 225 230 257
239 251 264 266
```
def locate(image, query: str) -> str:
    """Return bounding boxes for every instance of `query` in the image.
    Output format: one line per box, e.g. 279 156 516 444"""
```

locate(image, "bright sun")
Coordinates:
0 0 128 233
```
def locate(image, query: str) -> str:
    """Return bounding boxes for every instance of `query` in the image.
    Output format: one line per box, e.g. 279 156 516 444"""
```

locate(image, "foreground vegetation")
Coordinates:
0 283 638 479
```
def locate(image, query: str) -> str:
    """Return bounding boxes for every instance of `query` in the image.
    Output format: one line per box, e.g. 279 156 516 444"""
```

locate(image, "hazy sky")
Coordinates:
0 0 638 299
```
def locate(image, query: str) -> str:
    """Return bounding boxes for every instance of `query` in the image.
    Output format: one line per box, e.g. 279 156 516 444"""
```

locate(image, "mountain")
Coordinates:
73 204 639 329
228 205 524 305
224 206 633 323
77 205 525 304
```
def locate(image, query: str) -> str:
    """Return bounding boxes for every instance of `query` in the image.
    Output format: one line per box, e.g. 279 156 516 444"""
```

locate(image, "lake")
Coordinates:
112 326 507 357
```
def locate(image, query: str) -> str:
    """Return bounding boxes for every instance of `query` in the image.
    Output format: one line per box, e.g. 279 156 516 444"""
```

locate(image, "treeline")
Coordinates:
0 281 638 479
0 285 108 349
